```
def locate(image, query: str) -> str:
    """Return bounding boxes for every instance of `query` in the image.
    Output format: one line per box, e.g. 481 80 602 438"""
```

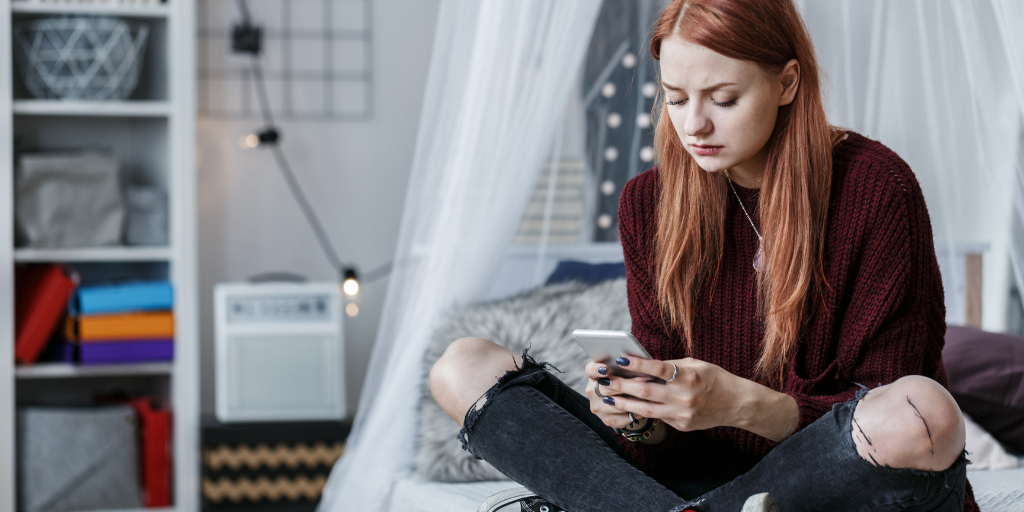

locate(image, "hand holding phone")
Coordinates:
575 329 668 440
572 329 657 380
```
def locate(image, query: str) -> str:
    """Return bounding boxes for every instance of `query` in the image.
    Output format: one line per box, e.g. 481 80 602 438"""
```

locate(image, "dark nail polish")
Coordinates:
597 366 608 375
598 378 610 386
602 396 615 405
616 357 630 366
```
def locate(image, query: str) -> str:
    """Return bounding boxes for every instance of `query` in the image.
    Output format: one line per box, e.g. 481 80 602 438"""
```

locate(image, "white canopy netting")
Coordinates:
317 2 601 510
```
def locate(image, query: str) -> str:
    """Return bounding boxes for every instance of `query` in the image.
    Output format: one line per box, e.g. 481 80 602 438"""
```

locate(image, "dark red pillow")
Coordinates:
943 325 1024 453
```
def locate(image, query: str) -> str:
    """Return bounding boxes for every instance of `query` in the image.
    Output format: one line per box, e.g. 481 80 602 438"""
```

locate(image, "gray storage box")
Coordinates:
18 406 143 512
125 185 168 246
15 152 124 249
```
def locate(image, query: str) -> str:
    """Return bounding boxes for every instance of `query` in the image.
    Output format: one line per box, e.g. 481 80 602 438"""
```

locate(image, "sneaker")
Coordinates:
520 496 566 512
741 492 779 512
477 487 566 512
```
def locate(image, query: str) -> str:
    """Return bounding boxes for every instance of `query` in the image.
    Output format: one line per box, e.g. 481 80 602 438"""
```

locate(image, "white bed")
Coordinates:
966 457 1024 512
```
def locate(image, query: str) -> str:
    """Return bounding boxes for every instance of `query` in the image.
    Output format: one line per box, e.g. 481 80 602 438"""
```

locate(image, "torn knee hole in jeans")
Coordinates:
852 415 880 466
850 383 944 470
457 347 561 456
851 383 886 467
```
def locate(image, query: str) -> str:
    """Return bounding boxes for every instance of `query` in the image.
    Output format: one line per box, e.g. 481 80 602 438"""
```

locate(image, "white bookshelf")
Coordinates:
0 1 198 512
16 362 174 379
11 2 169 18
14 246 173 262
12 99 172 117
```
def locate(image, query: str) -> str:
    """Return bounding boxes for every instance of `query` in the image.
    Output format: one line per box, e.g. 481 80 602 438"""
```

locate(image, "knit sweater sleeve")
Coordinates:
618 171 674 358
785 161 948 432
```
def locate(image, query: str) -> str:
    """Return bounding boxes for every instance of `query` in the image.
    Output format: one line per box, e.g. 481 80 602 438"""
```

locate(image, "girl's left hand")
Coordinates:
591 356 748 433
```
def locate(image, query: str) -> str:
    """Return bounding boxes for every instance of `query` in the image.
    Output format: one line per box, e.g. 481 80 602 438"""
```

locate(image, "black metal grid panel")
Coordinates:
197 0 373 121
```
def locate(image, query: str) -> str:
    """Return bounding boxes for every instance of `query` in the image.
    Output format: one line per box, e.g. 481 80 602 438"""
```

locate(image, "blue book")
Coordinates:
75 281 174 315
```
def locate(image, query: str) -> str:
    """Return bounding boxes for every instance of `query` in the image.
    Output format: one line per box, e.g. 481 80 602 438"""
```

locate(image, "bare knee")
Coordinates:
851 376 965 472
430 337 485 397
428 337 517 425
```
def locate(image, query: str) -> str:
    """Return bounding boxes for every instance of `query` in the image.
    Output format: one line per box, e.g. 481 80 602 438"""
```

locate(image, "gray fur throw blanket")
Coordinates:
415 278 630 482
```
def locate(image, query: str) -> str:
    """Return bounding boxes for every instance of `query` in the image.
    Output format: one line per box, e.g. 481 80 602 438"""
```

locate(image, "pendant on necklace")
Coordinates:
753 245 762 271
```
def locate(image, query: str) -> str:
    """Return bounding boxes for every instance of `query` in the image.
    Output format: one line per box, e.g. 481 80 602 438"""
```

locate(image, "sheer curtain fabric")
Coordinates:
317 2 600 510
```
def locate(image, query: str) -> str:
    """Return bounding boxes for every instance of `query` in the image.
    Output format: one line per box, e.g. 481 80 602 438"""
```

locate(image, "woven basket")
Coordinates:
14 16 149 101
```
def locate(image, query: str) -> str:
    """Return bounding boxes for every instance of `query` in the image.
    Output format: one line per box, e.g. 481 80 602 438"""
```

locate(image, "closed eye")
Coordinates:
667 98 687 106
713 99 737 107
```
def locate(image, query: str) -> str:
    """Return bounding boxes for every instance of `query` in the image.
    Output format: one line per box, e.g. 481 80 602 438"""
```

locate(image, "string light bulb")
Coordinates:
240 128 280 149
240 134 259 148
342 268 360 296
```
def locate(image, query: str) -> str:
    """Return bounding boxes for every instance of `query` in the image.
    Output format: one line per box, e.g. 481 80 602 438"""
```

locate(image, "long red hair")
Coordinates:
649 0 837 386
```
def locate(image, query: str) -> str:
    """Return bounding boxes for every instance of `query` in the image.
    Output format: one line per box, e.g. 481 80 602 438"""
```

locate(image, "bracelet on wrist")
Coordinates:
616 417 659 442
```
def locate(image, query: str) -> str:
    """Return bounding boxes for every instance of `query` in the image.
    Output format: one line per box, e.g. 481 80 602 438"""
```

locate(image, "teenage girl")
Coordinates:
430 1 976 510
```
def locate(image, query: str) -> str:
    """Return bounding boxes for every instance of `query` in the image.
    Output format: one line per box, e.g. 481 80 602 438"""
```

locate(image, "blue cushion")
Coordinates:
545 260 626 285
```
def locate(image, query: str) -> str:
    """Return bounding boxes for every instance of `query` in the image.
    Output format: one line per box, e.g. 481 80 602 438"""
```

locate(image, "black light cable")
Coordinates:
234 0 252 24
232 0 392 293
360 260 393 284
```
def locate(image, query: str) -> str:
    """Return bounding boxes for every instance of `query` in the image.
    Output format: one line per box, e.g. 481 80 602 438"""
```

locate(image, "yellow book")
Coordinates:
70 311 175 341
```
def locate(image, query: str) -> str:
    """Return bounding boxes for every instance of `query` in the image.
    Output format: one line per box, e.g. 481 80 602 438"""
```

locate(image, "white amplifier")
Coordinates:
214 281 345 422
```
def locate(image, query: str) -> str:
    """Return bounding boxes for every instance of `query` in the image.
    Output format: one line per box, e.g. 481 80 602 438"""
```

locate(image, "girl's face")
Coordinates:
659 36 799 187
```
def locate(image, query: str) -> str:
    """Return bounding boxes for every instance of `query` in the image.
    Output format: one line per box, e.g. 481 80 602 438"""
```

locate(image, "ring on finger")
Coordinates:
666 363 678 383
628 412 637 426
594 380 605 398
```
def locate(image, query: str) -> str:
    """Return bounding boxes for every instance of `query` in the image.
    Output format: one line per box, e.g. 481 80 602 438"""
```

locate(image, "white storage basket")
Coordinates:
14 16 149 101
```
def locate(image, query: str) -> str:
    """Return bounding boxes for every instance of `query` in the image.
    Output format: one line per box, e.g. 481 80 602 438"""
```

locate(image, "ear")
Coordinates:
778 59 800 106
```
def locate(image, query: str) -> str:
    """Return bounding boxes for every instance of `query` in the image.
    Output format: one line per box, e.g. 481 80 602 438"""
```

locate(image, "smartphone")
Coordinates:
572 329 655 379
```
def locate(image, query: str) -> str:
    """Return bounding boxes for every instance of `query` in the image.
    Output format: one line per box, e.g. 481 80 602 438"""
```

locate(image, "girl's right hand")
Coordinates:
584 360 645 429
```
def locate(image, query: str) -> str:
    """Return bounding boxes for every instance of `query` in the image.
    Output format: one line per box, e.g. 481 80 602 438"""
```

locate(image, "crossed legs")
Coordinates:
429 337 968 510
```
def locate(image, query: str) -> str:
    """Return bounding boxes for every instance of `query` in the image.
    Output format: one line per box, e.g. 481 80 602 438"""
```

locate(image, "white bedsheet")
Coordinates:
389 475 513 512
969 456 1024 512
389 458 1024 512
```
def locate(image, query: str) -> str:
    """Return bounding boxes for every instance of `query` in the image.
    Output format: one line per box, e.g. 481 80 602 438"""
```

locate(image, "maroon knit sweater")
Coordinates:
617 132 978 511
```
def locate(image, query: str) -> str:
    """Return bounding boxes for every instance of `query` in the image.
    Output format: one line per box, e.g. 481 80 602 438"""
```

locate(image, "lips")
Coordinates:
690 144 722 156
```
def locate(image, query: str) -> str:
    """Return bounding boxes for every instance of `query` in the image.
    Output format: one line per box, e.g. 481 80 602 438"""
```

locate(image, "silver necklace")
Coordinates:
724 170 763 271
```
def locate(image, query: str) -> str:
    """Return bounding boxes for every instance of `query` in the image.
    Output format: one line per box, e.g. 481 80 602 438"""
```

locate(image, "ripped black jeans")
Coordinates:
458 354 969 512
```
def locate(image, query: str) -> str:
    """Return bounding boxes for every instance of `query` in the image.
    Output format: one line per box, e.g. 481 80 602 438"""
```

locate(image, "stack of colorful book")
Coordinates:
66 281 175 364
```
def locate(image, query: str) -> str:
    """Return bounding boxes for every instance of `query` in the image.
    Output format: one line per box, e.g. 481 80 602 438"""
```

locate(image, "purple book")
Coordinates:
61 340 76 362
78 339 174 364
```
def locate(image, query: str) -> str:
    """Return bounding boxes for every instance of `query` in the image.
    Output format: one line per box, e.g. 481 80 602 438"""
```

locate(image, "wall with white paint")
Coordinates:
196 0 442 416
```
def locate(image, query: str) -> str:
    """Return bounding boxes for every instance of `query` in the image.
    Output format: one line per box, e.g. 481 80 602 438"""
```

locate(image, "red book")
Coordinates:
15 265 75 365
132 399 172 507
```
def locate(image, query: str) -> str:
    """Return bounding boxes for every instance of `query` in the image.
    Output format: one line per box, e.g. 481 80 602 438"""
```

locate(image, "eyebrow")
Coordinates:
662 81 737 93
